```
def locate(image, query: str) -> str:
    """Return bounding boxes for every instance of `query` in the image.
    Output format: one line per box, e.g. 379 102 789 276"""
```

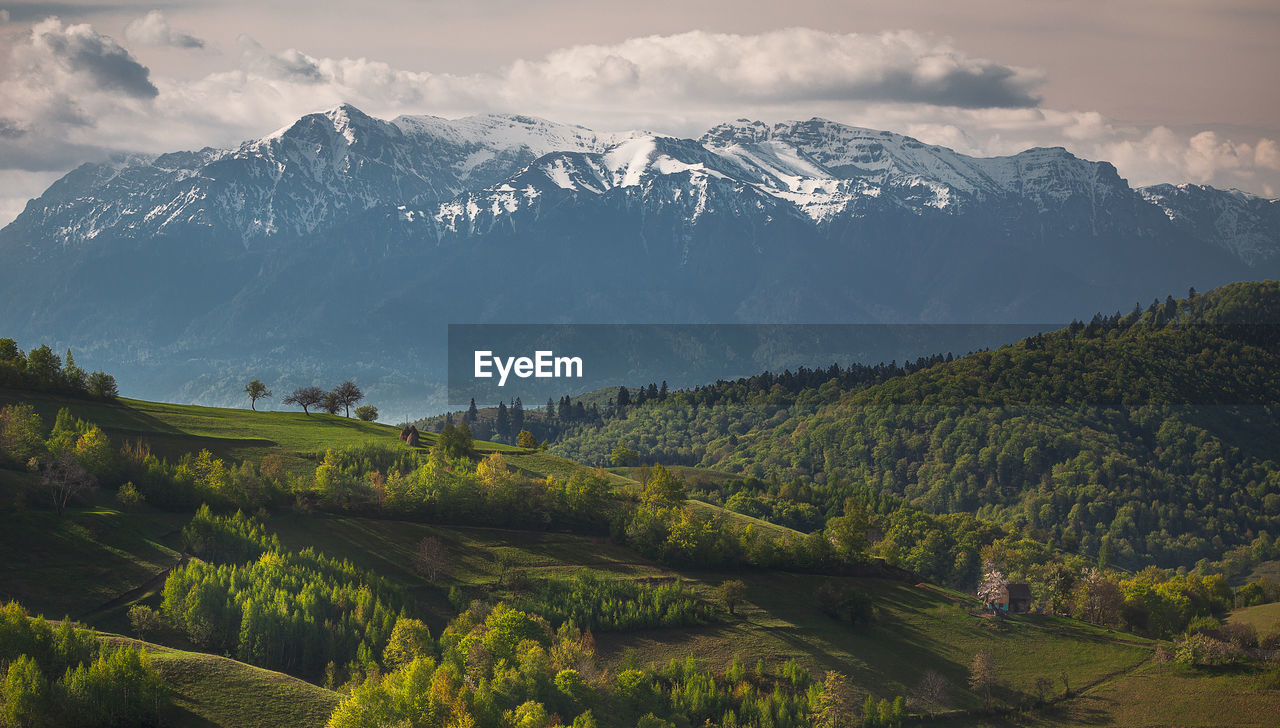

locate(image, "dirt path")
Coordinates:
77 554 188 624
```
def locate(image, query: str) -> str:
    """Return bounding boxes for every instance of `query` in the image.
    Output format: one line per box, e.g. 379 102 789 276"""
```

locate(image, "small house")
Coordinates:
997 583 1032 613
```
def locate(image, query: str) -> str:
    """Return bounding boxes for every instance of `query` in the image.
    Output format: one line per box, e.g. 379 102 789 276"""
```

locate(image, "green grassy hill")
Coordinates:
98 634 339 728
1228 602 1280 634
4 348 1279 727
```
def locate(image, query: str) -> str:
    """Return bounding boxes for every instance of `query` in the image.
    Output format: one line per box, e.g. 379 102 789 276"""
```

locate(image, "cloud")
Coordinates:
0 10 10 24
1092 126 1280 188
499 29 1044 109
0 18 161 176
236 35 324 82
21 17 158 98
124 11 205 49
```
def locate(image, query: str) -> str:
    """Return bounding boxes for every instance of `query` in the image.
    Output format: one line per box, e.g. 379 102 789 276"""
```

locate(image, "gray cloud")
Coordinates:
499 29 1044 110
124 10 204 49
237 35 323 82
32 17 158 97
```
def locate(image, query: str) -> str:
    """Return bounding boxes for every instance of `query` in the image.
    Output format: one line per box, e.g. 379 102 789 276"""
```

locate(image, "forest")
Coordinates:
2 283 1280 726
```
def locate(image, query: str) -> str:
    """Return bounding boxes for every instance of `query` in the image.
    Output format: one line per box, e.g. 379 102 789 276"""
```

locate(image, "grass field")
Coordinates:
0 388 424 471
0 503 185 621
1228 602 1280 634
100 635 339 728
970 661 1280 728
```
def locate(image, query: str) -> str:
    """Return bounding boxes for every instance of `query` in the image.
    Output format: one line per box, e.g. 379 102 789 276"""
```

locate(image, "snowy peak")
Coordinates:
1140 183 1280 265
393 112 633 157
3 104 1276 272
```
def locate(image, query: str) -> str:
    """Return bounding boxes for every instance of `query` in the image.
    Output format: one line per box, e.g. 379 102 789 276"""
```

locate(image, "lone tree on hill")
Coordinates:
334 380 363 417
717 579 747 615
283 386 325 415
355 405 378 422
244 380 271 410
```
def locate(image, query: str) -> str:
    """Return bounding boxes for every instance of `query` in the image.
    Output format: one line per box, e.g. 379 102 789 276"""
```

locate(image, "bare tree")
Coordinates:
913 668 949 716
283 386 325 415
333 380 364 417
43 451 96 515
412 536 450 583
969 650 998 709
1034 675 1054 705
321 391 341 415
244 380 271 410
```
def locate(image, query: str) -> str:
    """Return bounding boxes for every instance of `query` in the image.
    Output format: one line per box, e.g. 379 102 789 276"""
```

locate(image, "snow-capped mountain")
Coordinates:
1 104 1276 411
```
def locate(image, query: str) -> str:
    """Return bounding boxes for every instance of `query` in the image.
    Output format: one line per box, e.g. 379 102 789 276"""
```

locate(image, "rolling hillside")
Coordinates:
547 282 1280 575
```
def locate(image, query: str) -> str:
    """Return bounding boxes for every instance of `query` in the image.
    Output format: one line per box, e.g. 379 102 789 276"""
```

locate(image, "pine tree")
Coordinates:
467 398 479 423
496 401 510 440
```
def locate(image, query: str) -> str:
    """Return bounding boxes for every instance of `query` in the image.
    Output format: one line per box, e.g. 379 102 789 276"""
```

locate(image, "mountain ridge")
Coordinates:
1 103 1278 412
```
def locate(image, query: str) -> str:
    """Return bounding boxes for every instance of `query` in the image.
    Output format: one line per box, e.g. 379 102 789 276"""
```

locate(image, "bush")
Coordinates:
354 405 378 422
115 482 144 507
127 605 161 639
1173 633 1246 666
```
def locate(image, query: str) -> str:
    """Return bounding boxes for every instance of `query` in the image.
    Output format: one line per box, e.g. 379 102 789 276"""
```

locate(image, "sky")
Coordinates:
0 0 1278 224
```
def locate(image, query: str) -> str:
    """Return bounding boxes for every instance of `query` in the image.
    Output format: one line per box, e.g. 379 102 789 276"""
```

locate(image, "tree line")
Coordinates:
0 602 165 727
0 338 118 399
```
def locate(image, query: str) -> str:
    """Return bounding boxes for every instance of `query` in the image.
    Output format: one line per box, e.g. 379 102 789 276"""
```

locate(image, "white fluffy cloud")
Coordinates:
0 21 1277 223
124 11 205 49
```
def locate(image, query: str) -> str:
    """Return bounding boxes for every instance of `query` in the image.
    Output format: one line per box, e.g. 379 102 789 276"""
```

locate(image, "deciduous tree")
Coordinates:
244 380 271 410
913 669 948 716
969 650 998 708
43 450 96 516
412 536 450 583
977 560 1009 611
716 579 747 615
334 380 363 417
86 371 118 399
283 386 325 415
321 391 341 415
0 403 44 466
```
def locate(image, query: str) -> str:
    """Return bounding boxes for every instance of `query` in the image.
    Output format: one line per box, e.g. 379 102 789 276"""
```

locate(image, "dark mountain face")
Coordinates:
1 105 1276 412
